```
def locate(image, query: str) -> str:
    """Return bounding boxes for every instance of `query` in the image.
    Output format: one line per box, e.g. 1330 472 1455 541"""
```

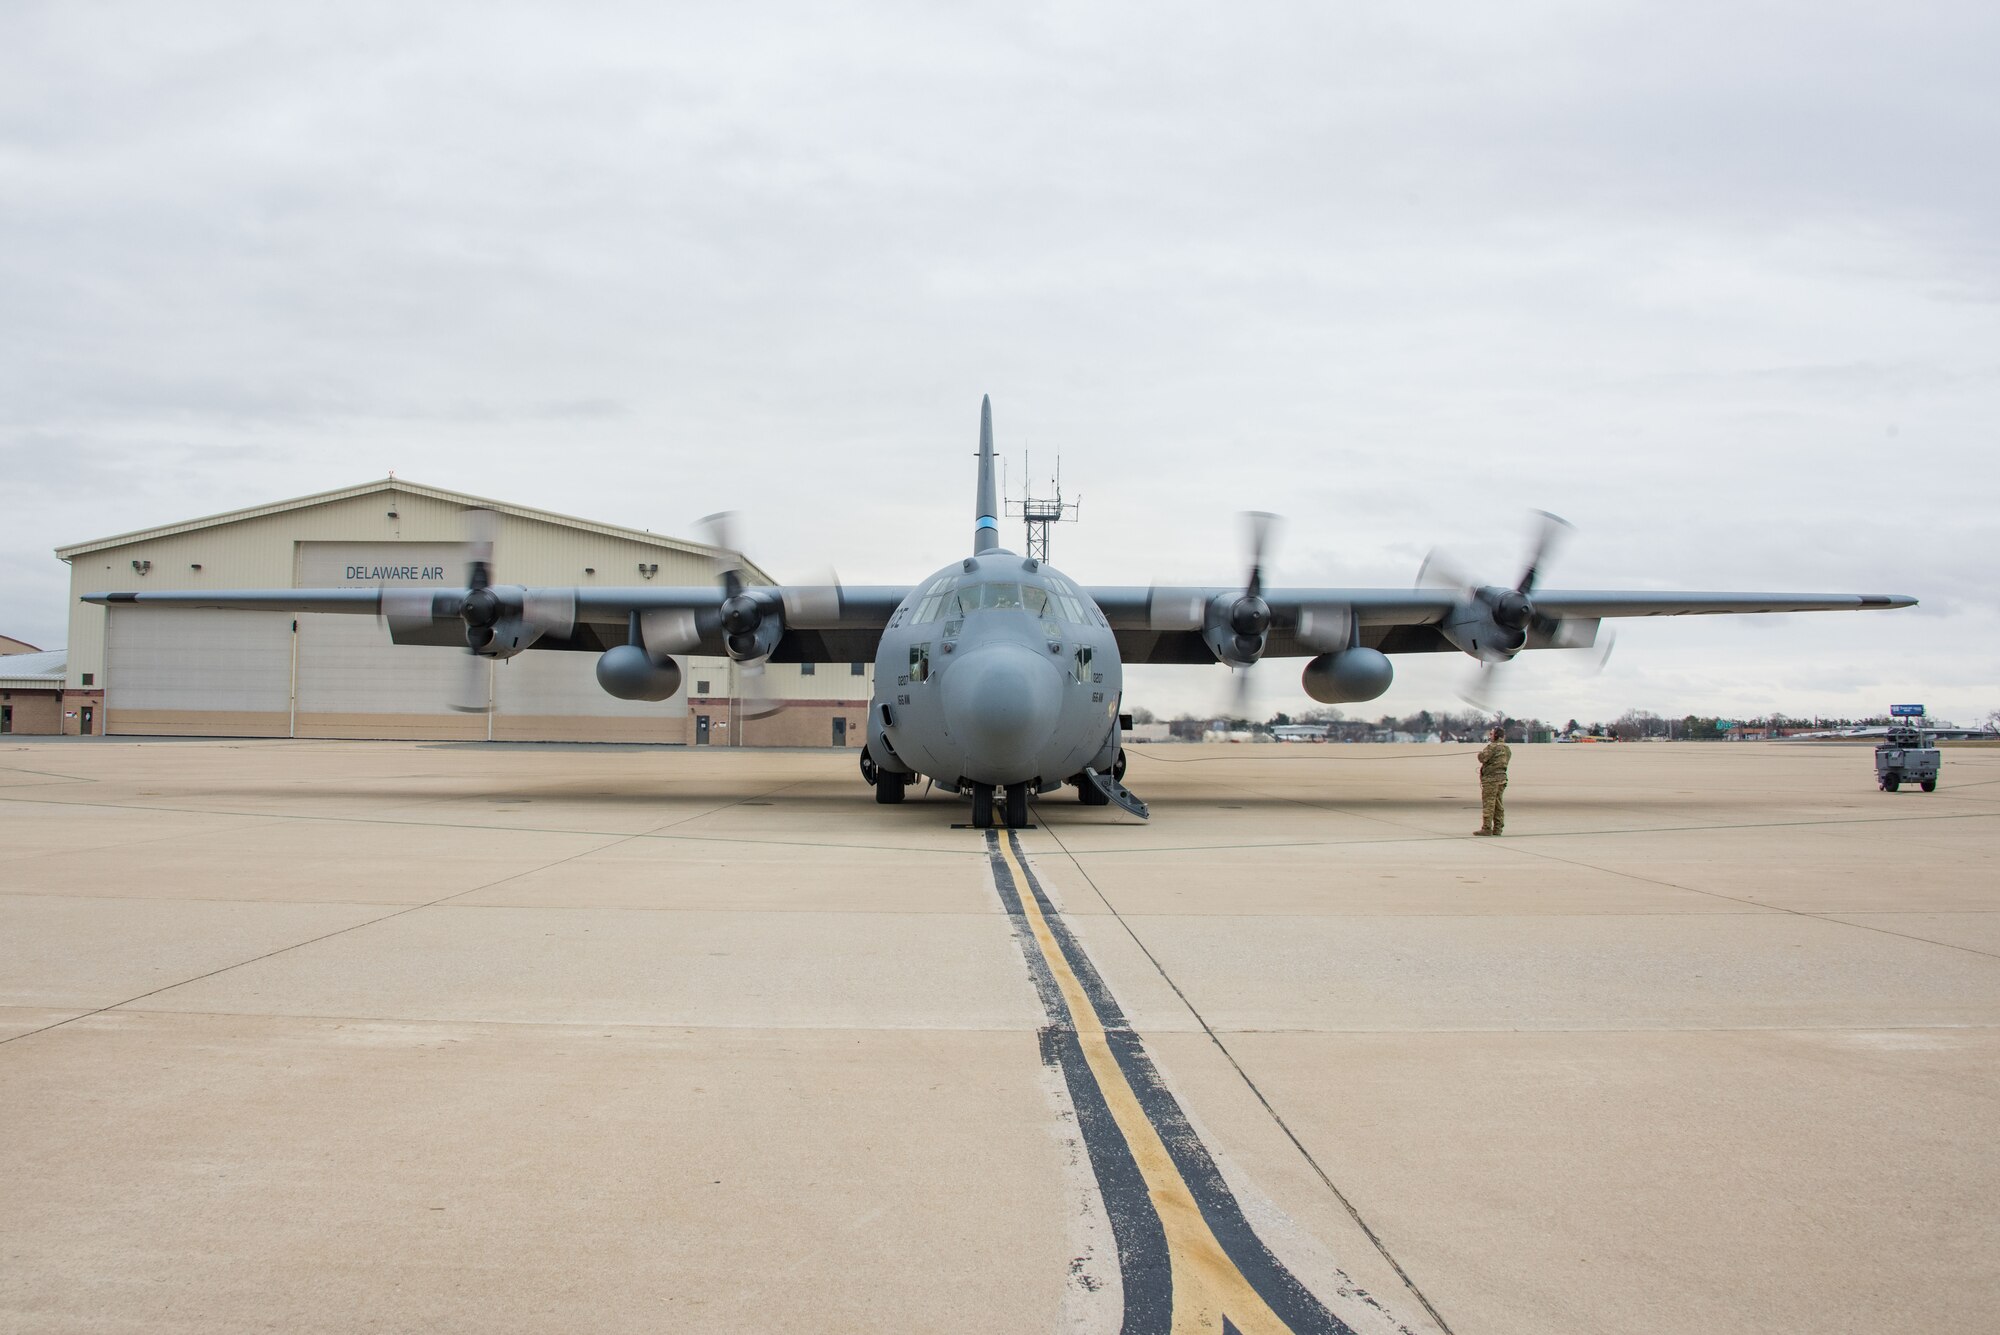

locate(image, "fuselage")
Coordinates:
868 549 1123 790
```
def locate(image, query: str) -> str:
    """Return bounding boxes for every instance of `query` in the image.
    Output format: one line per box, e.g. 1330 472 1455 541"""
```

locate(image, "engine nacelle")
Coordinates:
595 645 682 702
1438 592 1530 662
474 617 547 659
1202 591 1269 667
1302 648 1393 704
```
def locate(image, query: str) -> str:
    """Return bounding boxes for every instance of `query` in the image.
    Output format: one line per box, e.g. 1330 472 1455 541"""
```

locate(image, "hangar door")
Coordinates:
106 606 293 736
292 542 485 740
103 541 691 742
290 541 686 742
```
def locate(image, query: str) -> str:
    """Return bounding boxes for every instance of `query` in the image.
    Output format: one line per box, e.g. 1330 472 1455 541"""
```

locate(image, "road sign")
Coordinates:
1715 719 1734 731
1890 704 1926 717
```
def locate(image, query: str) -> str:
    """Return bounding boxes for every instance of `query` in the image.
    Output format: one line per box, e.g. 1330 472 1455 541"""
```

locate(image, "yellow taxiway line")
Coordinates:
994 830 1333 1334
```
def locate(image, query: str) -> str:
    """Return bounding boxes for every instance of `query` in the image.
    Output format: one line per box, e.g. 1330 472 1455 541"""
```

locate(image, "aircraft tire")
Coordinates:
1004 784 1030 828
1076 779 1110 806
1111 749 1128 781
875 774 906 804
970 783 995 828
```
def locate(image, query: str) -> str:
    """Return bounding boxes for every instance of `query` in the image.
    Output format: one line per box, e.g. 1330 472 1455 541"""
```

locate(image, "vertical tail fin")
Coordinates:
974 394 1000 554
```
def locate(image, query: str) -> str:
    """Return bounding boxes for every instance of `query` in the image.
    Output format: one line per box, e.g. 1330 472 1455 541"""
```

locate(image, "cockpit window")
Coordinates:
917 577 1093 624
909 576 957 624
913 588 962 624
968 582 1024 610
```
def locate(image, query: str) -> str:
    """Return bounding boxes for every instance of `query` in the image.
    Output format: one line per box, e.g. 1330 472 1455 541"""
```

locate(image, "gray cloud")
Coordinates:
3 1 1995 720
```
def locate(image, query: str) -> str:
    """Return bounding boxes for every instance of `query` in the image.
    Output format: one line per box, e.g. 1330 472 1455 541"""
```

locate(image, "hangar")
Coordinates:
56 479 872 746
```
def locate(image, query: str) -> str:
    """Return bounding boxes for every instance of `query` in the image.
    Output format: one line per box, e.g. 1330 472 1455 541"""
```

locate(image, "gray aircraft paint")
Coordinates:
869 550 1121 789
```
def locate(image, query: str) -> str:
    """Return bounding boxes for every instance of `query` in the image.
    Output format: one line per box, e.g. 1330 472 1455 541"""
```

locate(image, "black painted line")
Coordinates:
987 835 1175 1334
989 830 1359 1334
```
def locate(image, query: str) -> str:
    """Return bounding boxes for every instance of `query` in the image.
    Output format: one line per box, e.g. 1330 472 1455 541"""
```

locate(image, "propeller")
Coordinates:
633 512 846 723
1145 512 1357 721
412 508 576 714
1419 510 1598 708
693 512 772 716
449 508 501 713
1233 510 1276 647
691 512 847 720
1193 511 1276 666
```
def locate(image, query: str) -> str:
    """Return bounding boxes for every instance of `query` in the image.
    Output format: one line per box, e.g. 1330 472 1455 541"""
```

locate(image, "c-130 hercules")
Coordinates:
88 398 1916 828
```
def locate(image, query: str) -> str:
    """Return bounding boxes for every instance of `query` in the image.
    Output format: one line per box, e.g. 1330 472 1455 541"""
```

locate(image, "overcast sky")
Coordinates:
4 2 1995 724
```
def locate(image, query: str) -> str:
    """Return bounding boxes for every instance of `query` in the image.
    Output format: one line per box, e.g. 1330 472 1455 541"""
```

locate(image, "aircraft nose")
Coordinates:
942 642 1065 781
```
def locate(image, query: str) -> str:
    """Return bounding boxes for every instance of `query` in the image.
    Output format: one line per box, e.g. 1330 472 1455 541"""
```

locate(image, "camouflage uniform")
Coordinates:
1476 738 1511 834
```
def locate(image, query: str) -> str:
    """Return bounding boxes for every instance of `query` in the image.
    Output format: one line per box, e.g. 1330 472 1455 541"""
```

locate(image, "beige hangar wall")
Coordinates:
63 481 871 743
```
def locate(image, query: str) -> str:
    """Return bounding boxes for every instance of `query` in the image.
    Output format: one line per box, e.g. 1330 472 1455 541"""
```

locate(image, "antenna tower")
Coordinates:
1005 452 1079 564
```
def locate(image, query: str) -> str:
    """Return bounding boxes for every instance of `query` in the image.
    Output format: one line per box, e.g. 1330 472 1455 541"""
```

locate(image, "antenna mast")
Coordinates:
1005 451 1080 564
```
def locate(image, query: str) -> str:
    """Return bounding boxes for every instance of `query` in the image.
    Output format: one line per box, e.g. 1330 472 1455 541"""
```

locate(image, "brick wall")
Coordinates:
683 697 869 747
0 691 68 735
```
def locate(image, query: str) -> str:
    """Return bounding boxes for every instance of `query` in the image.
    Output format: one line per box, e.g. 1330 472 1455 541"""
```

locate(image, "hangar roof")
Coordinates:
0 649 66 688
54 478 745 571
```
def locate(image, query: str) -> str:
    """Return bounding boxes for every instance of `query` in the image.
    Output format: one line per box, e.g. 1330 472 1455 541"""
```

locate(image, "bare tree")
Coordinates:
1612 709 1661 741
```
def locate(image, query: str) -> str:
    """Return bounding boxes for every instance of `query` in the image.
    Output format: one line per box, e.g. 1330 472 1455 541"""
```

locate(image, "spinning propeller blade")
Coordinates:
449 509 501 714
694 509 806 719
1429 510 1590 708
450 649 493 715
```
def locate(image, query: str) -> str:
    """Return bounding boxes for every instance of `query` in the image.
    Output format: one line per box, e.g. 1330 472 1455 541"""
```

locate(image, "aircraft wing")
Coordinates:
1522 591 1916 618
83 585 913 662
1084 586 1918 665
85 582 1917 666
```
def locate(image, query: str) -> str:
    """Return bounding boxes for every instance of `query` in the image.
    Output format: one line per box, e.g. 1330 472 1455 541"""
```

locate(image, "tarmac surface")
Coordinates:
2 737 1996 1333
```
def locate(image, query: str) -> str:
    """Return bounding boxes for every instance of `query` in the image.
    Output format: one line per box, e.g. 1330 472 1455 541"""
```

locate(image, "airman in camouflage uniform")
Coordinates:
1475 725 1510 835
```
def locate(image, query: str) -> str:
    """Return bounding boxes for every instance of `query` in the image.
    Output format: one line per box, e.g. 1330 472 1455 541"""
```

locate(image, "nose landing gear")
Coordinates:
968 781 1034 829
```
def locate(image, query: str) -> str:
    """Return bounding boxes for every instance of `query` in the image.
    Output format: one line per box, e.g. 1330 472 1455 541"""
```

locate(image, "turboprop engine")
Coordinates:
1437 589 1533 662
1421 510 1575 665
1301 647 1393 704
595 645 683 702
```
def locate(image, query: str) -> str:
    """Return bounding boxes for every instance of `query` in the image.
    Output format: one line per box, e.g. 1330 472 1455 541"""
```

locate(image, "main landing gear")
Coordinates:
967 781 1033 829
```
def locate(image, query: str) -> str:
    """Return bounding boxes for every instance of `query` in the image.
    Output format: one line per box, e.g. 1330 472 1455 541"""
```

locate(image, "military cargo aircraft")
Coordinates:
87 397 1917 827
